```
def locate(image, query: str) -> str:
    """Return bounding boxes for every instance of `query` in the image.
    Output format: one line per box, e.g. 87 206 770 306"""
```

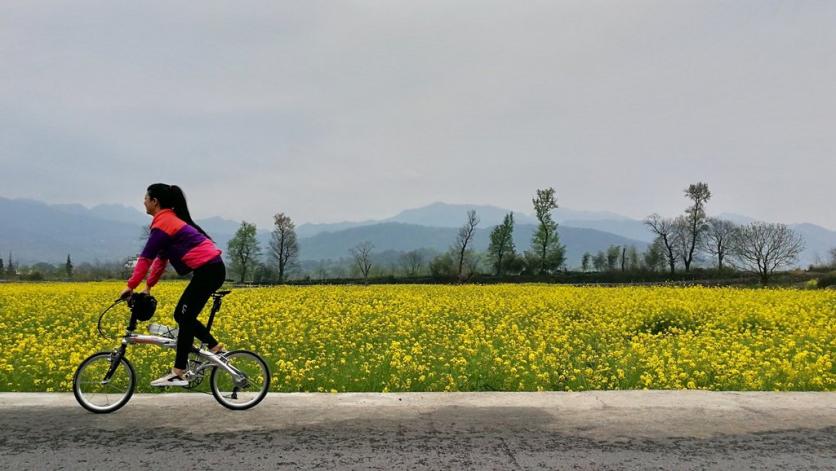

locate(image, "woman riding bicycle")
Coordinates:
119 183 227 387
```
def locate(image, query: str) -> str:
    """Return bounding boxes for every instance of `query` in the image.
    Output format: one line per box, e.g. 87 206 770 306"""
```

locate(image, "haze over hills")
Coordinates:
295 222 647 267
1 196 833 269
293 203 630 238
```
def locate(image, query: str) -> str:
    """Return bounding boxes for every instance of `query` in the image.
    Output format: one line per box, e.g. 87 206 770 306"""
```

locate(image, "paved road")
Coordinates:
1 391 834 470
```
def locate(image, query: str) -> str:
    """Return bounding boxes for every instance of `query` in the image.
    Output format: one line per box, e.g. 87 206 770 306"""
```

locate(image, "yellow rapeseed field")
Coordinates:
0 282 833 392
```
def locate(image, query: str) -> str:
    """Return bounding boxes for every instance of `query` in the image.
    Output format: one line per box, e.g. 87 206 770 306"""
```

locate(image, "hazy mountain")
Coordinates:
788 223 836 267
715 213 757 226
296 220 379 238
0 197 256 264
196 216 250 238
559 218 654 243
296 202 634 237
51 202 148 225
296 222 648 268
2 196 833 269
382 202 540 227
0 197 143 264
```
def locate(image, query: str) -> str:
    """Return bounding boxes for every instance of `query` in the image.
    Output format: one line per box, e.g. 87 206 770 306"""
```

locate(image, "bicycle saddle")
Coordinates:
212 290 232 298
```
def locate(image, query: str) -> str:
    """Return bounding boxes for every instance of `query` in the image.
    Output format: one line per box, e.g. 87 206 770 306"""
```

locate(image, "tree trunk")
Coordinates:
621 247 626 272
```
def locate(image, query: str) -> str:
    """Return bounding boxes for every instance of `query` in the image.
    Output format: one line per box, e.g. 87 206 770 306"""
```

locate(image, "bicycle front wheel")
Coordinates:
210 350 270 410
73 351 136 414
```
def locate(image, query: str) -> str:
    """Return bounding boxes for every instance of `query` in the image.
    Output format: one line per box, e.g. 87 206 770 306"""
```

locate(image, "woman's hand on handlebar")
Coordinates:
119 287 133 301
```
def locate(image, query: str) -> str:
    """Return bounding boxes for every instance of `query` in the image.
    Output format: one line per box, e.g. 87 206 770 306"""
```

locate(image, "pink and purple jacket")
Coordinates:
127 208 223 289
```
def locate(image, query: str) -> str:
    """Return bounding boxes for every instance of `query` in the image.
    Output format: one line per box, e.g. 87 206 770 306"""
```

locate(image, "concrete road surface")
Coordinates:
1 391 834 470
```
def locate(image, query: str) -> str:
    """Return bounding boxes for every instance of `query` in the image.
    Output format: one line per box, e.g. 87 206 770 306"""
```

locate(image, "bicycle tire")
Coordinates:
73 351 136 414
210 350 270 410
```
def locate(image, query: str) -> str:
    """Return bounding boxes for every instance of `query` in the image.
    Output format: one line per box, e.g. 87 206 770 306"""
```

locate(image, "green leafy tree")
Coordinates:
581 252 591 272
227 221 261 283
65 254 73 279
592 251 607 272
606 245 621 271
6 252 15 278
627 246 640 271
643 238 667 272
429 252 456 278
526 187 566 274
488 213 516 276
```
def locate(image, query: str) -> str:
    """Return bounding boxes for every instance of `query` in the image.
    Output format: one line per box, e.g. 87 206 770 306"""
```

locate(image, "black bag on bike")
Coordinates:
127 292 157 321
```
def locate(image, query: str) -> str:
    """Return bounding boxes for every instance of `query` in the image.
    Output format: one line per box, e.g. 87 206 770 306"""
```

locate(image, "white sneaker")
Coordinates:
150 372 188 387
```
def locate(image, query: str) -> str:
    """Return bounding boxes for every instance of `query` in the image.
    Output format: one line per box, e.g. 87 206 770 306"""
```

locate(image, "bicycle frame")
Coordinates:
102 292 247 387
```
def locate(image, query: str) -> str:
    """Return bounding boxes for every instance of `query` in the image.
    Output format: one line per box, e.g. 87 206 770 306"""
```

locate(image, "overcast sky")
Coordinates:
2 1 834 229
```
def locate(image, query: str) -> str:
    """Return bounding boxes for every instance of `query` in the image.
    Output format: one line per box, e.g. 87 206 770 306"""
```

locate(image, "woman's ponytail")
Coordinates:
148 183 213 241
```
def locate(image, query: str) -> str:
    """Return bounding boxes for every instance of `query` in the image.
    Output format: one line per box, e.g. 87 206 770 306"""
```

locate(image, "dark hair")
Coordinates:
146 183 212 240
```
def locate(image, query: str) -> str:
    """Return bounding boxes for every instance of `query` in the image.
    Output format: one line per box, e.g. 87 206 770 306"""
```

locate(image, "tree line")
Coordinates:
1 183 828 285
640 183 805 284
222 187 568 284
219 183 812 285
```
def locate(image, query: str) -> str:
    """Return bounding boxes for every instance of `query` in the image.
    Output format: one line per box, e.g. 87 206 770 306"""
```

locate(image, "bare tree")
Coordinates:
453 210 480 280
315 261 329 280
644 214 678 274
730 222 804 285
350 241 374 282
672 216 690 269
703 218 737 271
400 250 424 277
269 212 299 283
829 247 836 268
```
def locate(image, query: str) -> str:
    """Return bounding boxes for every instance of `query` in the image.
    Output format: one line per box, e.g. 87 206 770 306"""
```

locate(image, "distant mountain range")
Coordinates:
1 196 834 269
296 222 646 267
293 202 630 238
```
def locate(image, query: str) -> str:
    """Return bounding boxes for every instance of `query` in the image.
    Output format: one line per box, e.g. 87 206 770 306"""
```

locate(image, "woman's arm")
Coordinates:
126 228 171 290
146 257 168 288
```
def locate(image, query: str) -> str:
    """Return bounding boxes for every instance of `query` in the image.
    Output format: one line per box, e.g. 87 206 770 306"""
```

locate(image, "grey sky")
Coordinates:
2 1 834 229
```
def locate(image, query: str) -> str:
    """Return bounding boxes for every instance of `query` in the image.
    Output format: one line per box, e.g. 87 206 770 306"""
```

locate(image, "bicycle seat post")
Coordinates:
206 290 230 334
207 296 221 333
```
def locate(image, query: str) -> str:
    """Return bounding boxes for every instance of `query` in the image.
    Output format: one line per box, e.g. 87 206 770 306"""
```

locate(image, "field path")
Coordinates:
1 391 834 469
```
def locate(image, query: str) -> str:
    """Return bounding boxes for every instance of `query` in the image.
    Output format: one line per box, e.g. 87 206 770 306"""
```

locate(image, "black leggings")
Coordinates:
173 261 226 369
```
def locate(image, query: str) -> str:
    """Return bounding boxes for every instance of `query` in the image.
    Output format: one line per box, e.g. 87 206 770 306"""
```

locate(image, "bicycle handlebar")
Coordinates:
97 299 127 338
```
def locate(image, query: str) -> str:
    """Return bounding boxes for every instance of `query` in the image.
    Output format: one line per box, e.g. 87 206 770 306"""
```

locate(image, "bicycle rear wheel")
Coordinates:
73 351 136 413
210 350 270 410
